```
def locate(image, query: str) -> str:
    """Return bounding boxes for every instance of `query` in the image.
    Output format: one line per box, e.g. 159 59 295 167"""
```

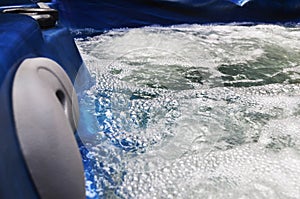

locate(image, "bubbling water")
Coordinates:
75 24 300 199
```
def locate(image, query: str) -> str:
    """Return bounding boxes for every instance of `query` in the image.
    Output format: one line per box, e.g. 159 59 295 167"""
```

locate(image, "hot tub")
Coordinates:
1 1 300 199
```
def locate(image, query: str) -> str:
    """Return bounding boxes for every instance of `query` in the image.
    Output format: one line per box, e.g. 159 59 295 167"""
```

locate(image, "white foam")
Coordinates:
75 24 300 198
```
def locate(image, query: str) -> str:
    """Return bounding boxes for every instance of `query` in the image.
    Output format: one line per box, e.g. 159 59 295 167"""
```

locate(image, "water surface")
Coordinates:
75 24 300 199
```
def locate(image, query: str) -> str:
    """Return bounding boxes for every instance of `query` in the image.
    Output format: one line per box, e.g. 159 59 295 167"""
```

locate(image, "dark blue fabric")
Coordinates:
42 27 83 82
0 13 83 199
0 13 82 84
0 14 43 87
0 0 32 6
56 0 300 31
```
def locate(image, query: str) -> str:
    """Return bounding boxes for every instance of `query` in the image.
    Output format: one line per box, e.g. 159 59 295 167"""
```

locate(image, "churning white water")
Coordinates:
75 24 300 199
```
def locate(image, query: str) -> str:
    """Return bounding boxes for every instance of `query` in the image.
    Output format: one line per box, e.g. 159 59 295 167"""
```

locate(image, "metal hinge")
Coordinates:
2 2 58 29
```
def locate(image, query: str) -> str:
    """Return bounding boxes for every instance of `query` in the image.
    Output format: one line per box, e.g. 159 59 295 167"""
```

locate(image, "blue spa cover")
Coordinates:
56 0 300 30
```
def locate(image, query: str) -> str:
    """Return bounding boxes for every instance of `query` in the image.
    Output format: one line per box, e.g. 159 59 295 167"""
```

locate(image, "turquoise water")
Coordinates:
75 24 300 199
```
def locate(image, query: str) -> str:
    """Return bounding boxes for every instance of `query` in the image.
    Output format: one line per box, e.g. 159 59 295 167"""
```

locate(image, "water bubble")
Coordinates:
75 24 300 199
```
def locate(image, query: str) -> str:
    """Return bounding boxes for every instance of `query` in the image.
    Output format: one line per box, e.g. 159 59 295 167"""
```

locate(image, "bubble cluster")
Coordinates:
75 24 300 198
